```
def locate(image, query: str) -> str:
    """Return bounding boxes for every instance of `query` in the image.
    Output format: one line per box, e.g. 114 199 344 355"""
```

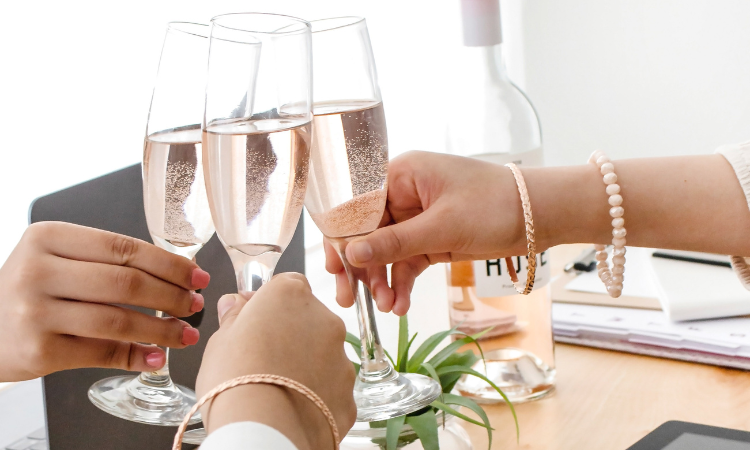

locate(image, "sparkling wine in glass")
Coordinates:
88 22 215 426
305 17 441 422
203 12 311 295
180 13 312 445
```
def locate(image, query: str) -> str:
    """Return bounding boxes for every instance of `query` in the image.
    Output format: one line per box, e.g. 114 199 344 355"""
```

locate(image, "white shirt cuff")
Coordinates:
199 421 299 450
716 140 750 290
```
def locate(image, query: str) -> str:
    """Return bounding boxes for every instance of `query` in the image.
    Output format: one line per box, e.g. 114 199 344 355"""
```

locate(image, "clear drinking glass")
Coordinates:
203 12 311 296
179 16 311 443
305 17 441 422
88 22 215 426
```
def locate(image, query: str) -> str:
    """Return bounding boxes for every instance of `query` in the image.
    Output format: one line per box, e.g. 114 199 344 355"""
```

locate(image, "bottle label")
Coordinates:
472 251 551 298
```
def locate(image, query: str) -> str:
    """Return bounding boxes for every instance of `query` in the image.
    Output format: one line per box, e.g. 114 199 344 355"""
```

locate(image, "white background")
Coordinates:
0 0 748 266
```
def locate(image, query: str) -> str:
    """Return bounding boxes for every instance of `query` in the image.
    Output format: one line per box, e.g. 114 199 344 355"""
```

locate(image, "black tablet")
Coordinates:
628 421 750 449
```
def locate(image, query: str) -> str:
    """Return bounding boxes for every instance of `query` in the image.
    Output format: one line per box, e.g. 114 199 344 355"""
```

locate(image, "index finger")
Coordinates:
24 222 209 290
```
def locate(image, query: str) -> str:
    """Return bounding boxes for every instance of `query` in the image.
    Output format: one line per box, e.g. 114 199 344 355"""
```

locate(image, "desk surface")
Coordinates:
458 245 750 450
462 343 750 449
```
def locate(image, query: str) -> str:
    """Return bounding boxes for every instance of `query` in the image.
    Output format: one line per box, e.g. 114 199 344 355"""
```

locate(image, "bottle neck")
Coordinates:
457 43 509 84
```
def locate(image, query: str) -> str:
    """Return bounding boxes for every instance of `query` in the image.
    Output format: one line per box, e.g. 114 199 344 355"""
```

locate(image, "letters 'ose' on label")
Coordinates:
472 251 550 298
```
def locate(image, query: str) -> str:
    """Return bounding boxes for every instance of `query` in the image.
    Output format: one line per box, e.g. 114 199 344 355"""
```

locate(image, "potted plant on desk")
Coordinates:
341 316 519 450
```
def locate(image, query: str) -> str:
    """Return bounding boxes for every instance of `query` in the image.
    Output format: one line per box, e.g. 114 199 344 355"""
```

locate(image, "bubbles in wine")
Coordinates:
143 127 215 255
307 101 389 238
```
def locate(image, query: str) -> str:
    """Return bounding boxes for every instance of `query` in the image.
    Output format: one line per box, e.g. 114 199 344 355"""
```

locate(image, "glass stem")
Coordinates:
225 247 282 294
138 310 173 388
338 248 396 383
236 258 275 292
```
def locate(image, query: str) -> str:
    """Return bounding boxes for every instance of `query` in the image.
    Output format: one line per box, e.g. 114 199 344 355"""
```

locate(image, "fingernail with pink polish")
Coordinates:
182 327 200 345
145 352 165 368
191 268 211 289
190 293 204 312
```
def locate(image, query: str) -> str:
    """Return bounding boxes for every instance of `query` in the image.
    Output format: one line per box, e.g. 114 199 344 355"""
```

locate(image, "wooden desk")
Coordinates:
459 245 750 449
461 343 750 449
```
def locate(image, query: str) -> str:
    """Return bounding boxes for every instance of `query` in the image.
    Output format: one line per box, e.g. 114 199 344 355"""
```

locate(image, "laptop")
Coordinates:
10 163 305 449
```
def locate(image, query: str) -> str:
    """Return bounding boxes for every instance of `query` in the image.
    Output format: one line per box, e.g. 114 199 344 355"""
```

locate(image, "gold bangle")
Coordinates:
173 374 340 450
504 163 537 295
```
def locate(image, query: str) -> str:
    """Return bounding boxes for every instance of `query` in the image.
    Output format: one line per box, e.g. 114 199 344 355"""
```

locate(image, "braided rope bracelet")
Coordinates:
172 374 340 450
504 163 537 295
588 150 627 298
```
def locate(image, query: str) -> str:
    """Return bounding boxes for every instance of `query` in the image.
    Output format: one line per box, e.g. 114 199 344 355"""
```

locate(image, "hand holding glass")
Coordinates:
305 17 441 422
88 22 215 426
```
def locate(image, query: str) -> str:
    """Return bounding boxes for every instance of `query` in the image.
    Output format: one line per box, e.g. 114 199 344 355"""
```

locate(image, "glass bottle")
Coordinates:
445 0 555 403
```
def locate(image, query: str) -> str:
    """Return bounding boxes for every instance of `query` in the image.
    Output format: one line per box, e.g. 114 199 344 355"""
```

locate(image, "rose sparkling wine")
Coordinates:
307 100 388 238
143 125 215 259
203 118 311 292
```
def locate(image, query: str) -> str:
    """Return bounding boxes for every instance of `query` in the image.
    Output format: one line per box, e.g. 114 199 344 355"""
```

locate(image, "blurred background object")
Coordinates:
1 0 748 265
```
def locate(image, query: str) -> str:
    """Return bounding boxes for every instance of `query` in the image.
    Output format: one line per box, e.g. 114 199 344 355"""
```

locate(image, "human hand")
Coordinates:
325 151 530 315
196 273 356 450
0 222 210 382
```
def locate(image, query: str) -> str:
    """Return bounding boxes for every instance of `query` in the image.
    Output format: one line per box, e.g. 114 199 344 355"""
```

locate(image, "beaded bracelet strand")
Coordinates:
588 150 626 298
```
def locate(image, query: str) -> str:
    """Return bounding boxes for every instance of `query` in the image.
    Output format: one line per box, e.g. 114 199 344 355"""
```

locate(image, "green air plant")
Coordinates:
345 315 519 450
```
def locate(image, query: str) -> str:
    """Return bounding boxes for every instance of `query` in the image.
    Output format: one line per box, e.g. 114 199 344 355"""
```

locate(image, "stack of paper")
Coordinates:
553 303 750 370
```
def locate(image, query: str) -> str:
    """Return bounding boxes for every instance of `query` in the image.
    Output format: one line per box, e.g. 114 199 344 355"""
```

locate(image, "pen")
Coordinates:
651 251 732 268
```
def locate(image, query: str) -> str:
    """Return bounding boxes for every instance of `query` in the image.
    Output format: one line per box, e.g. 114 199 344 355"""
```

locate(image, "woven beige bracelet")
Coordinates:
173 374 340 450
504 163 537 295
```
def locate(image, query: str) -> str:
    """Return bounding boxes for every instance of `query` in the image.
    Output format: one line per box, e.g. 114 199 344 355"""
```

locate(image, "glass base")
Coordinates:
182 427 207 445
355 372 442 422
454 348 555 404
88 375 201 426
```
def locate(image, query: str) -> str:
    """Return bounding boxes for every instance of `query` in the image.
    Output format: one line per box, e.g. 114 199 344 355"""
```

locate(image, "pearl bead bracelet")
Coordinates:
588 150 626 298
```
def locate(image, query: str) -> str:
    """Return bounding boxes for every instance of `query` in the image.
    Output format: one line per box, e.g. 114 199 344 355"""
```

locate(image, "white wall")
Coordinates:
0 0 479 264
520 0 750 166
0 0 748 265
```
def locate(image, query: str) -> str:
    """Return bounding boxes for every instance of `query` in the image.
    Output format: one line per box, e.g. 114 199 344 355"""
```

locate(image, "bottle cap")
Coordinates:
460 0 502 47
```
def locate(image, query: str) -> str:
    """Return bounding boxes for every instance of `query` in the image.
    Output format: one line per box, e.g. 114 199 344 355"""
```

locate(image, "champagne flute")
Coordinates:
203 12 311 297
88 22 215 425
179 15 311 443
305 17 441 422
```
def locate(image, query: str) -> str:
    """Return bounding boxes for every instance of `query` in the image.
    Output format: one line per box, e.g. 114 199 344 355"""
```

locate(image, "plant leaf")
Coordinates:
436 366 519 442
406 326 458 373
435 350 480 393
345 332 362 356
399 333 418 373
384 348 396 367
441 393 497 449
352 361 360 374
450 330 491 372
386 415 406 450
405 409 440 450
431 400 491 430
397 315 409 369
428 328 492 369
419 362 444 401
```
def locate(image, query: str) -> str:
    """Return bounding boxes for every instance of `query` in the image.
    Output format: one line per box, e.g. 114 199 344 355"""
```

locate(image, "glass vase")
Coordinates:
341 414 473 450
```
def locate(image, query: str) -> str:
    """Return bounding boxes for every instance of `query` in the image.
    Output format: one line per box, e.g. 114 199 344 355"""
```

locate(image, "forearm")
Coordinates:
525 154 750 255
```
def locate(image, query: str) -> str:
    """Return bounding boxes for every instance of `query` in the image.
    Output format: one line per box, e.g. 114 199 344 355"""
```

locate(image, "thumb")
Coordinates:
217 293 251 328
345 208 447 267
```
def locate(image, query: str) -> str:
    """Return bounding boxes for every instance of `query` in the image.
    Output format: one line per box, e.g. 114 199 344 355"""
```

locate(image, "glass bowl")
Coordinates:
341 413 473 450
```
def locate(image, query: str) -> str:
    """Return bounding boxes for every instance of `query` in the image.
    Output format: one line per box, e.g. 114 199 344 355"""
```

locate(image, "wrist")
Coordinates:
203 384 311 450
203 382 332 450
523 164 612 249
